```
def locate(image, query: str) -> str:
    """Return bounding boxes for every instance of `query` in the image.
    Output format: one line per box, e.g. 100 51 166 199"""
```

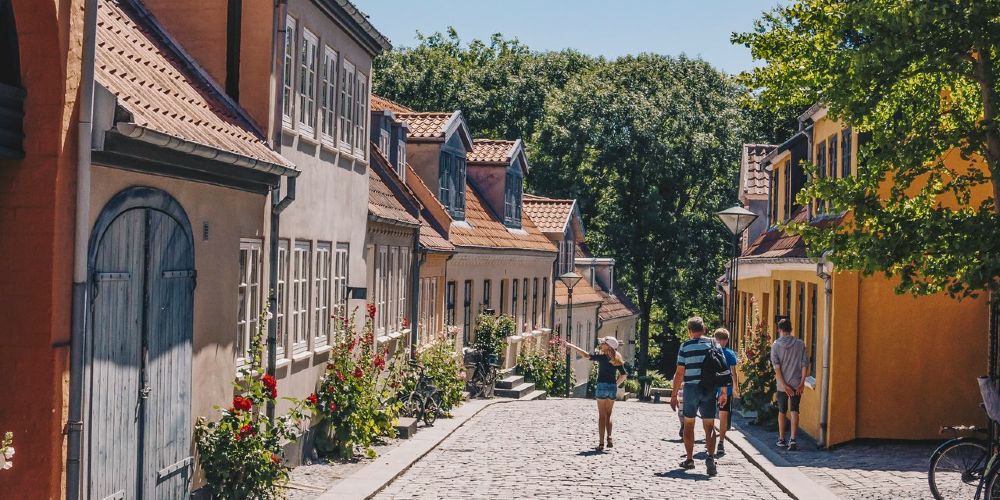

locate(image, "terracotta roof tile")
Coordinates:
368 172 419 226
419 216 454 252
598 289 638 321
371 95 413 114
741 144 777 200
95 0 292 169
522 194 575 234
395 112 454 140
449 186 556 252
555 280 604 306
468 139 515 164
742 208 844 259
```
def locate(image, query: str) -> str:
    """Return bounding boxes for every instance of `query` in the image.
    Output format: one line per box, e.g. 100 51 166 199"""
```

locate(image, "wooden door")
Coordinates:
88 202 194 500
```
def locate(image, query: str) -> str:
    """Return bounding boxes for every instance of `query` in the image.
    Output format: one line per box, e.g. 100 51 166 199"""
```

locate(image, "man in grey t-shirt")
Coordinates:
771 318 807 450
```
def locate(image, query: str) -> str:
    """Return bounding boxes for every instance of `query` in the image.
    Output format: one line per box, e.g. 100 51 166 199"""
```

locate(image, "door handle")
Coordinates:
139 386 151 399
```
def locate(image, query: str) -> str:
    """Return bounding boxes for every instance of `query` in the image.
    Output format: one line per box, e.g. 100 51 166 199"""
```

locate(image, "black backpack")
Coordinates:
700 342 732 390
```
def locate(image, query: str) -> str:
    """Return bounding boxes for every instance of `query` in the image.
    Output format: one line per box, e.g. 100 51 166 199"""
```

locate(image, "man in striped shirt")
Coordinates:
670 316 725 476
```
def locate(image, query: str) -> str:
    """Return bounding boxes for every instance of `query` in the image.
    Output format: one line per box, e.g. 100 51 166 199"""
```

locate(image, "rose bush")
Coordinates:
516 335 573 396
739 322 777 425
405 328 465 415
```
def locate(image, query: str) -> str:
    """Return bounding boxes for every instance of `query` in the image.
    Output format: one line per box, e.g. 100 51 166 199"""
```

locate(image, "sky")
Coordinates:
353 0 784 75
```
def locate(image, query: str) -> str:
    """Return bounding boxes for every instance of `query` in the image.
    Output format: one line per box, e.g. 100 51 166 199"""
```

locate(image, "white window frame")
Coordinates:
339 60 356 151
398 247 409 330
320 46 338 145
237 239 263 368
397 138 407 179
375 246 388 336
298 28 319 135
282 17 297 126
354 70 369 157
291 240 312 355
276 239 290 360
314 242 332 348
332 244 350 342
388 247 399 334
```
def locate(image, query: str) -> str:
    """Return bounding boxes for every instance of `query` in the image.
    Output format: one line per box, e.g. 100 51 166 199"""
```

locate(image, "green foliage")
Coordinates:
195 309 308 499
515 335 573 396
739 323 777 425
647 370 672 389
734 0 1000 297
409 330 466 414
308 307 406 460
586 363 598 398
472 313 513 360
623 378 640 395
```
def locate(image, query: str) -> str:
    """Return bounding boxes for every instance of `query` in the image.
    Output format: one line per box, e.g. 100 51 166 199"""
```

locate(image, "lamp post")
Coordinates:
716 206 758 342
559 271 583 398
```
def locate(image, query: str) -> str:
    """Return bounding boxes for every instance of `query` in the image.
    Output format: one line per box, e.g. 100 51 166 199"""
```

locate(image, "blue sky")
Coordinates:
353 0 784 75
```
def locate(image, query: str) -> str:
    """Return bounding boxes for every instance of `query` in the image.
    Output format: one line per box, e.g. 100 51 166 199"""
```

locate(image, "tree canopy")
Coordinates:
734 0 1000 297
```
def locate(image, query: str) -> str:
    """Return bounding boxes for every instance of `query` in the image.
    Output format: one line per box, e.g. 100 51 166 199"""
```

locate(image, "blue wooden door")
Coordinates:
89 204 194 500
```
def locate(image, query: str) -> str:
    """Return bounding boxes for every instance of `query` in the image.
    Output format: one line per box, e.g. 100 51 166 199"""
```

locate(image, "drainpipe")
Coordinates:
67 1 100 498
265 177 295 422
550 255 558 333
409 235 422 360
817 250 833 448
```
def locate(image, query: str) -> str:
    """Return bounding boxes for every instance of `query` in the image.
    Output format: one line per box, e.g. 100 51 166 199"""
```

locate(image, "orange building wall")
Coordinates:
0 0 85 496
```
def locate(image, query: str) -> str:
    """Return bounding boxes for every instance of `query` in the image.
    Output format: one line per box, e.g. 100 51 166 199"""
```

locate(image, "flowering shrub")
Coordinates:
405 328 465 414
0 432 13 471
308 305 407 459
516 335 573 396
472 313 514 361
194 309 307 499
740 322 777 424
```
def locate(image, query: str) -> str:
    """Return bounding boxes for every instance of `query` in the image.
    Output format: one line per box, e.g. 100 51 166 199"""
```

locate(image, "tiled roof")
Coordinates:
368 150 419 226
576 242 594 259
742 208 844 259
95 0 292 169
522 194 575 234
598 289 639 321
741 144 777 200
468 140 515 164
555 280 604 306
449 186 556 252
395 112 454 140
419 216 454 252
371 95 413 114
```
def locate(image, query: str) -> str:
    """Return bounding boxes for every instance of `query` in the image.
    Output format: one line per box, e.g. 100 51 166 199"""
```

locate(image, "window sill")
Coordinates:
298 132 319 146
292 351 312 363
314 345 332 356
805 376 817 390
376 335 392 344
506 334 523 343
388 331 404 340
275 358 291 370
539 328 551 334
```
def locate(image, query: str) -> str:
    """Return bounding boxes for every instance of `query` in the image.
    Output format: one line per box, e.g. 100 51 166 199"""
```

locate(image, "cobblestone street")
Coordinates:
375 399 790 499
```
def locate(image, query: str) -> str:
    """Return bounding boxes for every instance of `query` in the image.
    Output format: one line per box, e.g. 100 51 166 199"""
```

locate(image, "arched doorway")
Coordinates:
86 187 195 499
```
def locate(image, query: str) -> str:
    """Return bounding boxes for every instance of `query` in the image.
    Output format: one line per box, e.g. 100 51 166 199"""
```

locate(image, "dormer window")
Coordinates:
438 151 466 219
504 169 522 227
397 138 406 179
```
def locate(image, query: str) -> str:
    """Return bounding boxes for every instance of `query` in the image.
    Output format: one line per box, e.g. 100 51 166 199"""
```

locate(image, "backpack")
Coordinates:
699 342 732 390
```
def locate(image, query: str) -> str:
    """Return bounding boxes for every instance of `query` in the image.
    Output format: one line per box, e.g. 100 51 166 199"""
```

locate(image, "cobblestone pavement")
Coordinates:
734 414 937 500
375 399 791 499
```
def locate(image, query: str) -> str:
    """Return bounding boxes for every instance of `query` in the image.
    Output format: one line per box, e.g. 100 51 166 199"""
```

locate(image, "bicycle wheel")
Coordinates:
482 367 497 398
421 394 438 427
929 437 988 499
401 393 421 419
983 454 1000 500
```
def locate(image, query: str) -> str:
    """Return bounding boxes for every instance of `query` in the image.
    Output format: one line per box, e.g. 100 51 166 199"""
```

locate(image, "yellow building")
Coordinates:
732 105 988 446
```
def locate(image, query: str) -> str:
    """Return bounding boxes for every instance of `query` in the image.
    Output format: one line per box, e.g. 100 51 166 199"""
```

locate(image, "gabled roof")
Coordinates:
740 144 777 203
95 0 294 171
418 215 454 252
368 147 419 227
555 280 604 306
522 194 583 238
319 0 392 55
468 139 529 175
371 95 413 114
742 207 844 259
395 111 473 151
598 289 639 321
449 185 555 253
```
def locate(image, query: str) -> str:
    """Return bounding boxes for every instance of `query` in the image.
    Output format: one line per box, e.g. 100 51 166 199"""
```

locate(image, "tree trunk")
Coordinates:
974 44 1000 214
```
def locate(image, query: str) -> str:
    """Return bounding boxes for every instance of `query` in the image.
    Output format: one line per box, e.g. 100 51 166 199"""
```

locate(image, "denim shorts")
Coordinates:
681 383 718 419
595 382 618 400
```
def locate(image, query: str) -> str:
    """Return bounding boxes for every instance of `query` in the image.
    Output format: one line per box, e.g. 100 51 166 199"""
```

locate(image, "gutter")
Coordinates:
67 1 99 497
409 234 421 359
816 250 833 448
115 123 299 178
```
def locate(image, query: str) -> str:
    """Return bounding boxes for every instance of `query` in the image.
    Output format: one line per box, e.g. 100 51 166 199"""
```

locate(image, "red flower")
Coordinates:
271 453 281 464
262 374 278 398
236 423 255 441
348 339 357 352
367 303 377 319
353 366 364 379
336 371 346 382
373 355 386 370
402 318 411 329
328 402 337 413
306 393 318 406
232 396 252 412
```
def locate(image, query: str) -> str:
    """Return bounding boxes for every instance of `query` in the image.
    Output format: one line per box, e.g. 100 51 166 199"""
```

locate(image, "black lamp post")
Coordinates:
559 271 582 398
716 205 758 343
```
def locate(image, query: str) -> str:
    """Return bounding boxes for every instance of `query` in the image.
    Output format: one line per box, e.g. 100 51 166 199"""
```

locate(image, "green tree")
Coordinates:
734 0 1000 297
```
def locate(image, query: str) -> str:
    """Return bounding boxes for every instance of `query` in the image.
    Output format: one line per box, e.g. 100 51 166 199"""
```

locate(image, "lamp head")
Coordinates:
716 205 759 235
558 271 583 289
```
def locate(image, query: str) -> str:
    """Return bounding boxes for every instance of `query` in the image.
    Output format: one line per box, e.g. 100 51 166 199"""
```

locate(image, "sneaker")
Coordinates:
706 456 718 476
788 439 798 451
716 441 726 457
679 457 695 470
776 438 788 448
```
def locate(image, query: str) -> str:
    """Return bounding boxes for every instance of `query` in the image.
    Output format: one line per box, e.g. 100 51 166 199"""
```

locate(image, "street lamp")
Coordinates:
716 205 758 343
559 271 583 398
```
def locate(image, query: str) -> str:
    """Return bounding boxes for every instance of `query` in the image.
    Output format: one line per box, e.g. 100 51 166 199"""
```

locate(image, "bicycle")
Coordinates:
400 362 442 426
928 421 989 499
464 349 498 399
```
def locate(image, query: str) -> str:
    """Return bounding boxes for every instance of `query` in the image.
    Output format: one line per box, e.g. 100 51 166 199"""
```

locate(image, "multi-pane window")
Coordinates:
504 170 523 227
291 241 311 354
438 153 466 218
532 278 538 330
770 167 780 225
446 281 457 326
482 280 492 310
796 282 805 340
338 61 356 149
511 279 519 324
314 243 332 347
354 71 368 154
558 239 575 274
816 141 827 213
379 129 390 156
398 247 409 331
282 17 297 124
500 279 508 314
783 280 792 318
454 157 466 218
298 29 318 133
320 46 338 143
438 154 453 213
810 283 818 376
827 134 839 181
418 277 439 343
463 280 473 345
374 247 388 335
397 139 407 177
841 128 853 178
522 278 528 332
332 244 349 341
237 239 262 365
541 277 548 327
783 159 792 219
276 240 290 358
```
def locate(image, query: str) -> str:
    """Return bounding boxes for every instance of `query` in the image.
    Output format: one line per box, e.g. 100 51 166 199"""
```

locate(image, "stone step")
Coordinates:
461 391 470 401
495 382 534 399
495 375 524 390
522 389 547 401
395 417 419 439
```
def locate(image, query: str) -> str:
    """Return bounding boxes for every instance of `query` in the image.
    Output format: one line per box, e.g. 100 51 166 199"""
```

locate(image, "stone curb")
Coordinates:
725 425 840 500
314 397 522 500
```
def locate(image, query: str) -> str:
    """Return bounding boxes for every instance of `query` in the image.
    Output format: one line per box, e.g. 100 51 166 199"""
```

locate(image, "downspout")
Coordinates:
550 255 557 333
265 176 295 422
409 237 422 360
67 1 100 498
817 250 833 448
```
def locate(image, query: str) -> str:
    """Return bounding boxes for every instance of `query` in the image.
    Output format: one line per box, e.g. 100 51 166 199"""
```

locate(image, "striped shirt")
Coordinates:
676 337 716 386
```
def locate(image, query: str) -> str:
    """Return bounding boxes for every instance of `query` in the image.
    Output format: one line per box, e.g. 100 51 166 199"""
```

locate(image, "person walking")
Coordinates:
670 317 725 476
713 328 739 457
771 318 807 451
565 337 628 451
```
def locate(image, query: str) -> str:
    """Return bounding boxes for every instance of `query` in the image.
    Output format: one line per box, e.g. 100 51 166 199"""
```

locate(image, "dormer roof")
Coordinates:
395 110 473 151
522 194 584 239
468 139 529 175
740 144 777 203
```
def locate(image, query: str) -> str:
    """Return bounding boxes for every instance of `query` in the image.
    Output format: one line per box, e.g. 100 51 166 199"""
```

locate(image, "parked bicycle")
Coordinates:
399 361 442 426
929 377 1000 499
464 348 498 399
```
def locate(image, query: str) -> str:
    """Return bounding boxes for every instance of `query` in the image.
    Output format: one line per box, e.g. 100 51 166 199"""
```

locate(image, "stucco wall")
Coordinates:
599 316 638 364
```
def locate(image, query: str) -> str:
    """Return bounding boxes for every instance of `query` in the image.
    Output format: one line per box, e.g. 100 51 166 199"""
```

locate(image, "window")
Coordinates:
796 282 805 339
587 321 593 347
291 241 311 354
320 46 338 143
511 279 519 322
438 153 466 218
297 28 318 134
276 240 290 358
463 280 473 345
398 247 409 331
482 280 492 310
770 167 780 225
237 239 263 364
522 278 529 332
454 157 466 218
446 281 456 326
816 141 827 212
332 244 349 342
354 71 369 154
783 280 792 318
397 138 407 177
773 281 782 332
438 154 452 211
379 129 390 156
500 279 508 314
418 277 439 343
374 246 388 335
504 169 523 227
558 239 575 274
841 128 852 178
314 242 332 347
783 159 792 220
282 17 297 124
338 61 355 149
827 134 838 181
532 278 538 330
810 283 818 376
541 277 548 327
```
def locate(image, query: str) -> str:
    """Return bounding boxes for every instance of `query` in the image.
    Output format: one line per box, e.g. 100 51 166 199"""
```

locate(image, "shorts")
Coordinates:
681 383 718 420
776 392 801 413
716 385 733 413
595 382 617 400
